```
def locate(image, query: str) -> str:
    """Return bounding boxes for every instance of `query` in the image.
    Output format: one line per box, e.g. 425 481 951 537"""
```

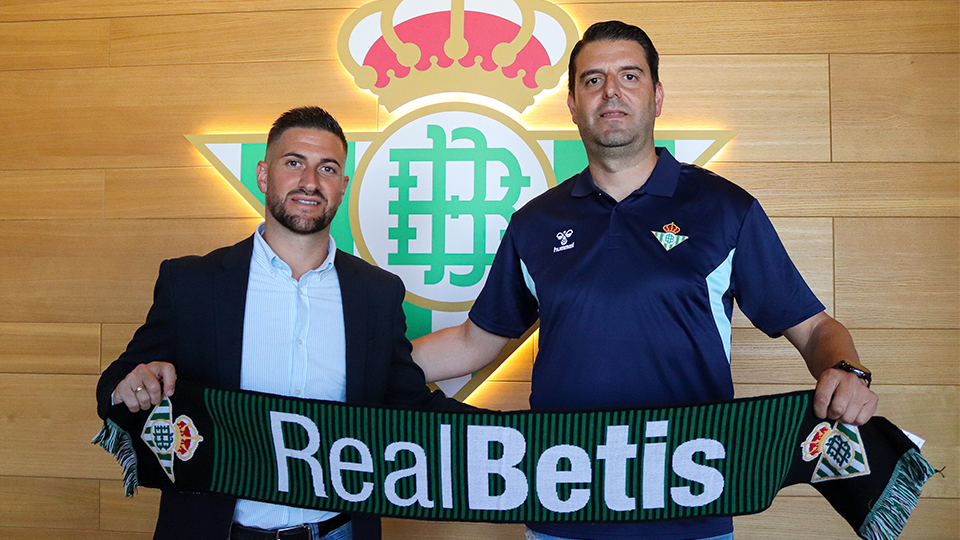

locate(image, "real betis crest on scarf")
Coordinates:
96 382 935 540
803 421 871 483
140 398 204 482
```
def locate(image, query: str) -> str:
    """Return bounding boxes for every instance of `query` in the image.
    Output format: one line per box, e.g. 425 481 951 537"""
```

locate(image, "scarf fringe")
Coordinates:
92 419 139 496
858 448 935 540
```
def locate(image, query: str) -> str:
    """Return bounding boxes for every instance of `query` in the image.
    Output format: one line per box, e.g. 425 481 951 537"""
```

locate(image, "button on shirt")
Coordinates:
234 223 347 528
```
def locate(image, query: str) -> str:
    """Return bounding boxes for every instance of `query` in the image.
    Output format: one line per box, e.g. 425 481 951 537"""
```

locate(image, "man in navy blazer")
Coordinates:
97 107 466 540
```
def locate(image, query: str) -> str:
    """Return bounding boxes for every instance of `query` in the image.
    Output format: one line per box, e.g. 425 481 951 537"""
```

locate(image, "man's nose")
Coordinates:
602 77 620 99
299 167 320 190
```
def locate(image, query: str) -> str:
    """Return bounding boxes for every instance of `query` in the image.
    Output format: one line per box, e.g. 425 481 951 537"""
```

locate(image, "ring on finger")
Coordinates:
135 386 144 392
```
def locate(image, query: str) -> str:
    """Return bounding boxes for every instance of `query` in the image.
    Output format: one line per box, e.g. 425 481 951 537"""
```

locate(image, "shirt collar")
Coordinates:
252 222 337 276
570 147 680 199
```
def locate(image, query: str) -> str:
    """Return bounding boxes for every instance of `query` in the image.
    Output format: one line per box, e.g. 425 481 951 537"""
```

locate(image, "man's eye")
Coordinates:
624 73 637 80
287 160 300 167
586 77 600 85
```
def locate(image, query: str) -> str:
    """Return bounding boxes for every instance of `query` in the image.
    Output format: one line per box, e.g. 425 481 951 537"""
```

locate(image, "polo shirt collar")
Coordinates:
570 147 681 199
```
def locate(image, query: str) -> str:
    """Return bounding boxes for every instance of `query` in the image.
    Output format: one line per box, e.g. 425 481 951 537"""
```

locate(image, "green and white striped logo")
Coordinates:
141 398 177 481
811 423 871 483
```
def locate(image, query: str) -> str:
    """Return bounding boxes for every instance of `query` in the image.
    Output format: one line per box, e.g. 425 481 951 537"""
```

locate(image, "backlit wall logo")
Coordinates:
188 0 734 397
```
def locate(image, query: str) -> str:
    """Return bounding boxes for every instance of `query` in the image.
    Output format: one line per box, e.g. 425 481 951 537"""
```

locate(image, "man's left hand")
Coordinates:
813 368 878 426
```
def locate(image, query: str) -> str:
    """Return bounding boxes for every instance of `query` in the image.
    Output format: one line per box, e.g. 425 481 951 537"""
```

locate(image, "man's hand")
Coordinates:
813 367 878 426
783 312 878 426
112 362 177 413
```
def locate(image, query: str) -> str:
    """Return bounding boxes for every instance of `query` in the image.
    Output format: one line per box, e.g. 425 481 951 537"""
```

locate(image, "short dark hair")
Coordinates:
567 21 660 94
266 106 348 154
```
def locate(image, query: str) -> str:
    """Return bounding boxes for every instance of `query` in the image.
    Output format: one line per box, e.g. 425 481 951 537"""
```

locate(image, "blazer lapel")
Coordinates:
336 252 368 403
214 235 254 389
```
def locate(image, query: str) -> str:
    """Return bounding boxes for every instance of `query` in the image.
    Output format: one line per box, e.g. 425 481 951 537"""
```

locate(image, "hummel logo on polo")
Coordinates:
553 229 574 253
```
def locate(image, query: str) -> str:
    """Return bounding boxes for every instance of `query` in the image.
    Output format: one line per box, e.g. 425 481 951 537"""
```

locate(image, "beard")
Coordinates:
266 188 338 235
590 129 637 149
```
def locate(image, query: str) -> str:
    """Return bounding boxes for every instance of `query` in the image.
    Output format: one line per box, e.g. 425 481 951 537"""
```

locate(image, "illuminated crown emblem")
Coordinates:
337 0 579 112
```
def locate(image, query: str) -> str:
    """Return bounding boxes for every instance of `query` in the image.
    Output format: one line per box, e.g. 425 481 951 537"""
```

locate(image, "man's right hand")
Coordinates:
112 362 177 413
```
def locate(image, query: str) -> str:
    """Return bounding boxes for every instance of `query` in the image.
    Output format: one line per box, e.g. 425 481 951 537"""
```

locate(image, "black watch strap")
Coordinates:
832 360 872 387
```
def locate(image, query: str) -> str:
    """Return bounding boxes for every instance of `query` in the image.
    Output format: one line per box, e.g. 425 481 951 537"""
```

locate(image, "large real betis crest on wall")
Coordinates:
187 0 734 397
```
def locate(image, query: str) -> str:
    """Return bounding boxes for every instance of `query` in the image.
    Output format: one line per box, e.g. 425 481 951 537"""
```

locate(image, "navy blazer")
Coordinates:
97 235 466 540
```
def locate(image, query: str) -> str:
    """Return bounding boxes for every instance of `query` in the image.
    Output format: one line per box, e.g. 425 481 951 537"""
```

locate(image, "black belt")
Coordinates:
230 514 351 540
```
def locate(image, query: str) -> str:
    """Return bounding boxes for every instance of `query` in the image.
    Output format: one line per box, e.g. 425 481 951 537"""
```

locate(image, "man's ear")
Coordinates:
654 82 664 118
256 161 268 194
567 91 578 125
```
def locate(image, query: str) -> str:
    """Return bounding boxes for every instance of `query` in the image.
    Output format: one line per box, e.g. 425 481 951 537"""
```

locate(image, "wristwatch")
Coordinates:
832 360 872 387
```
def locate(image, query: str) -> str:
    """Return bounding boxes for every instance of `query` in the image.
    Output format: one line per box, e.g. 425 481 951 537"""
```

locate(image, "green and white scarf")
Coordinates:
95 381 934 539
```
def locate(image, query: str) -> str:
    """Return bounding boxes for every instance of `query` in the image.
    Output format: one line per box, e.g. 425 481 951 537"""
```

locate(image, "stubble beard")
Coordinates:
582 98 657 158
266 189 338 235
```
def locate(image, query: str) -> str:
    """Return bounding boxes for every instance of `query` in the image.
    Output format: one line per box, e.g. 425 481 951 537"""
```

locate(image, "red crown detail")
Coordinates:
662 222 681 234
337 0 579 112
174 415 203 461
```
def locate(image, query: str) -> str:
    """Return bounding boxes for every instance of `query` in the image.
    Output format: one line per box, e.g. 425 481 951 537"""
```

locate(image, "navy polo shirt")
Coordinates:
469 148 824 539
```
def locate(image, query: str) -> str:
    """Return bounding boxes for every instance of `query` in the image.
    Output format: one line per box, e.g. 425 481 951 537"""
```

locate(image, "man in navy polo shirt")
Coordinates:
412 21 878 540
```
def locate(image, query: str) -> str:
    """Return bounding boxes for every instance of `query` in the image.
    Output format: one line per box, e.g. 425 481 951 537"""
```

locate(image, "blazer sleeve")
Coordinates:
381 274 475 413
96 259 179 420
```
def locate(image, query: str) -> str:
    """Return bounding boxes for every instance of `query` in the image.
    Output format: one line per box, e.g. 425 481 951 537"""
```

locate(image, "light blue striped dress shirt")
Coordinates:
234 223 347 528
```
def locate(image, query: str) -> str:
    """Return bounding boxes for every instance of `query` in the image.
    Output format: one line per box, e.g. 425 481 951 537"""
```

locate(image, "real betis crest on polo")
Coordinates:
141 397 204 482
184 0 736 398
652 222 689 251
801 421 870 483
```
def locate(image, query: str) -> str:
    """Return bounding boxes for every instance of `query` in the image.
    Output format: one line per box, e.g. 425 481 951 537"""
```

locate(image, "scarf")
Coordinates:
94 381 934 539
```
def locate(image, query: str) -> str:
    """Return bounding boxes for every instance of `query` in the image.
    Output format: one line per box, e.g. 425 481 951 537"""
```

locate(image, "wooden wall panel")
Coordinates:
99 481 160 533
832 54 960 162
732 328 960 385
711 162 960 218
100 324 141 373
0 170 104 219
104 167 259 219
0 219 259 323
0 529 151 540
661 55 830 162
565 1 959 54
733 496 957 539
0 19 109 71
0 477 99 530
0 323 100 375
0 62 378 170
97 1 960 67
110 11 348 66
835 218 959 328
0 1 358 22
0 374 121 479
